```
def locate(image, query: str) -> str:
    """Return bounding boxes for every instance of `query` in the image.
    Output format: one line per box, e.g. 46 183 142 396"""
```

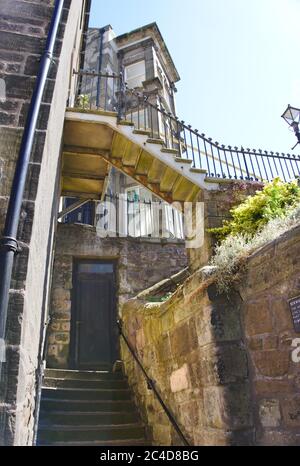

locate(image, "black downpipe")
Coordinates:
0 0 64 381
96 28 105 107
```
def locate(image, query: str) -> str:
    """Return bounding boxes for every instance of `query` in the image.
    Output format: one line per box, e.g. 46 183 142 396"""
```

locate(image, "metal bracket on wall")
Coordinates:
0 236 22 254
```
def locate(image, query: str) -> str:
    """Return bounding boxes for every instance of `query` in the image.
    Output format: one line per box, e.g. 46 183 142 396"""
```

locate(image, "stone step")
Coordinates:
133 129 151 136
161 147 179 155
118 120 134 127
40 398 136 412
44 368 124 381
38 438 150 446
175 157 193 164
43 387 132 401
39 410 140 426
146 138 164 145
190 167 207 174
38 423 145 443
43 377 128 390
39 368 148 446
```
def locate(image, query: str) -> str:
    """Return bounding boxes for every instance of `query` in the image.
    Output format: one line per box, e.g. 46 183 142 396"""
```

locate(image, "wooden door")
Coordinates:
70 260 118 370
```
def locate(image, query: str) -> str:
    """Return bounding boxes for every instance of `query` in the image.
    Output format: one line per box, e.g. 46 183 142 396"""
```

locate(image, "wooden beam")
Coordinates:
62 171 106 181
63 145 111 157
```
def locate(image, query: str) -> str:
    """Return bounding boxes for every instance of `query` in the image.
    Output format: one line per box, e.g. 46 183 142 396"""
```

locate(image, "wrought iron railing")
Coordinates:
74 70 300 184
63 194 185 240
117 319 190 446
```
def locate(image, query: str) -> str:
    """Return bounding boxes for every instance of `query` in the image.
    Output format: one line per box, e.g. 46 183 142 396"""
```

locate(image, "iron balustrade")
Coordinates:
63 194 185 240
74 70 121 113
117 319 190 447
74 70 300 184
97 194 184 239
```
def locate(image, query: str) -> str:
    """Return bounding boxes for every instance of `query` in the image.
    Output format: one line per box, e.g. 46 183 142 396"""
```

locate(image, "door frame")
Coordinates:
69 258 119 370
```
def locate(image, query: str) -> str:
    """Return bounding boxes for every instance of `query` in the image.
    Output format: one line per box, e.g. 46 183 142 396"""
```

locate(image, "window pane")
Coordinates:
126 61 145 78
125 61 145 88
78 263 114 274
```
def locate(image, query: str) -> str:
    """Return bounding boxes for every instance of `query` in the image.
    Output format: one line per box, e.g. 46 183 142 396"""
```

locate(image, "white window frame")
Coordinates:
125 60 146 89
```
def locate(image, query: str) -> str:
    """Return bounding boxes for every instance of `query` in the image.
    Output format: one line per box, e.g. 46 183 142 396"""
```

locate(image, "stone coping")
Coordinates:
123 266 215 315
136 267 190 301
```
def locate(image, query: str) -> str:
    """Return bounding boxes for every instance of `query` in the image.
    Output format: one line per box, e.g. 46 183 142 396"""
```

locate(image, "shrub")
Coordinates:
210 204 300 294
209 178 300 241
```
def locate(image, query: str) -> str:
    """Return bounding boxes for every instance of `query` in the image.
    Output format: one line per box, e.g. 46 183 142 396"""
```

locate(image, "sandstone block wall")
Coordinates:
121 224 300 446
122 272 253 446
240 224 300 445
46 223 188 368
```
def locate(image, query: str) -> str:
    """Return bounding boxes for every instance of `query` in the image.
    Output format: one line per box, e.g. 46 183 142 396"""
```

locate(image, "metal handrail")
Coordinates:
73 70 300 184
117 319 190 446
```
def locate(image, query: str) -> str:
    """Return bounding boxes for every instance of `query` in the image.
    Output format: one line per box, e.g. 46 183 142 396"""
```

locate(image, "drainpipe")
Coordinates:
0 0 64 381
96 27 105 107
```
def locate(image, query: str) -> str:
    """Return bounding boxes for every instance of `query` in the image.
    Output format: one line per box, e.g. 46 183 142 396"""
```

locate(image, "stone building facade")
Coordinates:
0 5 191 446
82 22 179 113
49 21 189 371
47 223 187 368
64 22 183 240
0 0 299 447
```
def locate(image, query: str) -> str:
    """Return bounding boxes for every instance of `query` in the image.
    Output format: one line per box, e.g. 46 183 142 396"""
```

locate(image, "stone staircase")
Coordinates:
37 368 150 446
62 70 300 204
62 109 220 204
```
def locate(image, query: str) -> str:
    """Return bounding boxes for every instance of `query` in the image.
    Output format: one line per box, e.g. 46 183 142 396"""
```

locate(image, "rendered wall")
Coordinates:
0 0 85 445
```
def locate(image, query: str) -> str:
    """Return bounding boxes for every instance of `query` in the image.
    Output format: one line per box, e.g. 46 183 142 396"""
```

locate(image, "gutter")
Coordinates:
96 27 105 107
0 0 64 381
79 0 92 71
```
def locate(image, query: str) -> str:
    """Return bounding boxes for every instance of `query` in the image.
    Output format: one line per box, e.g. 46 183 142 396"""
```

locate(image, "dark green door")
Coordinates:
71 260 118 370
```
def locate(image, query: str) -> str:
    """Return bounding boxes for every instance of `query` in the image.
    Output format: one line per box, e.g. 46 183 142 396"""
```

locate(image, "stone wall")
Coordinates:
240 223 300 445
121 224 300 446
0 0 86 445
122 271 252 446
46 223 188 368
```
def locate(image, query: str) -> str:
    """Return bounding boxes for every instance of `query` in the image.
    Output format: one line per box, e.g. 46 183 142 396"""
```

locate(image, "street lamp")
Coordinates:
281 104 300 150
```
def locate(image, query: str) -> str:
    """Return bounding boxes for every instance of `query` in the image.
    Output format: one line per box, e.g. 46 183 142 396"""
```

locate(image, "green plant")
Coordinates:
77 94 90 109
147 292 173 303
210 204 300 294
209 178 300 241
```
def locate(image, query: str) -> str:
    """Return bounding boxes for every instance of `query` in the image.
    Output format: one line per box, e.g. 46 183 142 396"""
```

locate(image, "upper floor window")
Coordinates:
125 61 146 89
156 62 163 82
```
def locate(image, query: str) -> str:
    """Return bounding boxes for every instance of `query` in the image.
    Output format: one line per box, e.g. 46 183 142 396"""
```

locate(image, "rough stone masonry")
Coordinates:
121 223 300 445
46 222 188 368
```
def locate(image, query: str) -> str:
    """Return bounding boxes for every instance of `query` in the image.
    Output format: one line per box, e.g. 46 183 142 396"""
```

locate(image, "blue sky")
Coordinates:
90 0 300 153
